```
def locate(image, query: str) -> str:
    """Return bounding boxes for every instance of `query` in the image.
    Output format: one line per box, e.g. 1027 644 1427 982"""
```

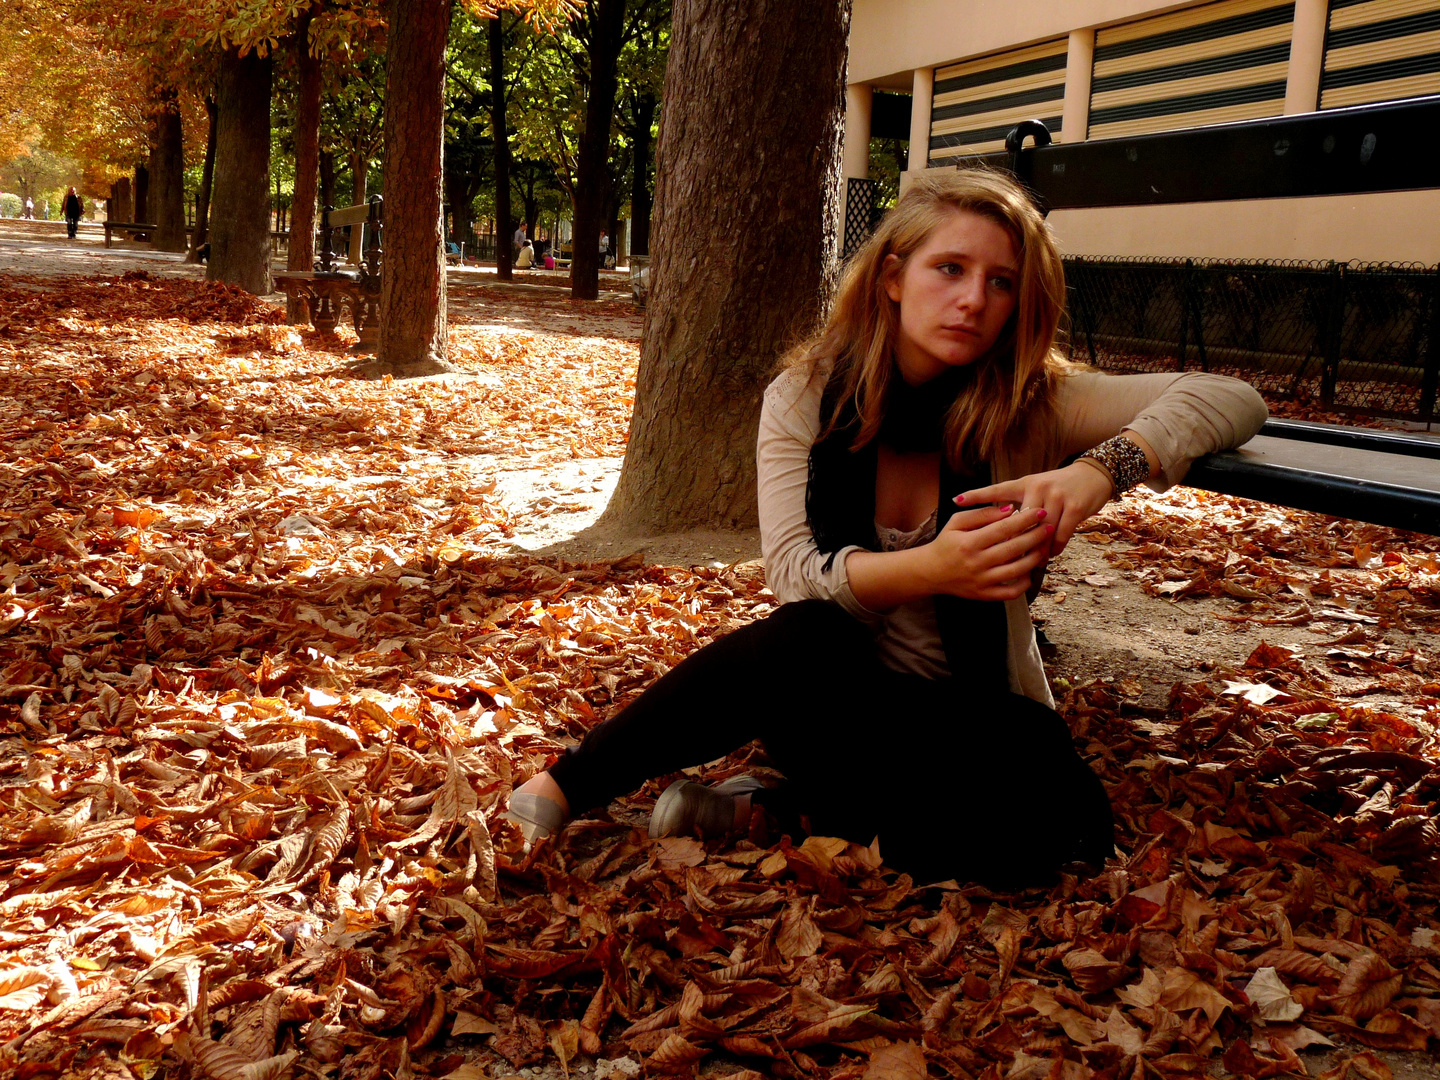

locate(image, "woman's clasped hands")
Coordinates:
925 462 1115 601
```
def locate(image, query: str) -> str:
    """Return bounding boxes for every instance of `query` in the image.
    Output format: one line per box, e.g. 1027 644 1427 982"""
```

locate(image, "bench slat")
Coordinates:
1188 435 1440 534
326 204 372 228
1260 420 1440 461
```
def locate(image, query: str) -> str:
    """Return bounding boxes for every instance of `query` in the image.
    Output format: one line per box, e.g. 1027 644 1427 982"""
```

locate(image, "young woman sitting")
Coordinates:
504 169 1266 887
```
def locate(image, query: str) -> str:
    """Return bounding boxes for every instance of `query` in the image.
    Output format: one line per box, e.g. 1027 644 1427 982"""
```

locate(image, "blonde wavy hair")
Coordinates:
791 168 1070 467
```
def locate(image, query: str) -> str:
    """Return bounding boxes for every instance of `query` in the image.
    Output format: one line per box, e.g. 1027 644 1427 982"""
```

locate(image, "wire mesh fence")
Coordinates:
1063 258 1440 425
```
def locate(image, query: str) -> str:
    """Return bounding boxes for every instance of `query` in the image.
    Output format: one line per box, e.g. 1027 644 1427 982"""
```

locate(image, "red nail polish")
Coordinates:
953 494 966 505
1035 508 1047 519
1045 523 1056 533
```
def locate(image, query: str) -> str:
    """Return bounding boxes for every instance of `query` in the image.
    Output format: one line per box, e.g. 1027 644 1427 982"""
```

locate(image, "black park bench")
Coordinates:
980 96 1440 536
272 196 383 350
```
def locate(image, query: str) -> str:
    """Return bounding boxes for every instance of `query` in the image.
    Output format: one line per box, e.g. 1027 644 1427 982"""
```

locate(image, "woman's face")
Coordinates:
883 208 1020 385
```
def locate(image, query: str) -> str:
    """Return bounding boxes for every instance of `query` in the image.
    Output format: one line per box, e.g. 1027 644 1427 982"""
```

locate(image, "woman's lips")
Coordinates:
941 324 980 336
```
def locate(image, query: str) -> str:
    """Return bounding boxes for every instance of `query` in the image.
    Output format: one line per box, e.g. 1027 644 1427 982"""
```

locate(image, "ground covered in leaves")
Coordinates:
1 273 1439 1080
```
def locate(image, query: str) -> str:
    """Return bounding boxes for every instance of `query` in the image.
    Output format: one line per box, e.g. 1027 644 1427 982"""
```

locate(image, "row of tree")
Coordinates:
1 2 665 318
6 0 855 531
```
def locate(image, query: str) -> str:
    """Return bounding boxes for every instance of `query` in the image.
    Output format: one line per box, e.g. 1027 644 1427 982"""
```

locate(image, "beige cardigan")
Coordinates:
756 364 1269 707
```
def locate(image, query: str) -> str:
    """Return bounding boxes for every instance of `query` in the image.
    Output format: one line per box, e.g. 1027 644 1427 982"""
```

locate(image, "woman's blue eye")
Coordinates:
991 276 1014 292
938 262 962 275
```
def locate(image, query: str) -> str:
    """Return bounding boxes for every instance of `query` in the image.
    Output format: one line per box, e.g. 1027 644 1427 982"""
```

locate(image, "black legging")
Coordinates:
548 599 1114 887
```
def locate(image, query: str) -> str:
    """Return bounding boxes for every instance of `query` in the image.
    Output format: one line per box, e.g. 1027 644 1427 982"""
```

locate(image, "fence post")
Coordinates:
1176 260 1190 372
1422 265 1440 427
1321 261 1345 408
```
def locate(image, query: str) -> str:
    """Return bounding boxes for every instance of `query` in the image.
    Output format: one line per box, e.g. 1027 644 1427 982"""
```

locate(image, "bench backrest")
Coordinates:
973 94 1440 210
327 203 372 229
318 197 383 273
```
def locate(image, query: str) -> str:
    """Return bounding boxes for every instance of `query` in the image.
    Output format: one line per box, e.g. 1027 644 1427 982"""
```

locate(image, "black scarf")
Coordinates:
806 367 1009 691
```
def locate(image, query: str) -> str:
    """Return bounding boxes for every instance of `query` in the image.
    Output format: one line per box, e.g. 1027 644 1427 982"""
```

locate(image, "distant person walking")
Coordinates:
599 230 611 269
513 223 527 259
63 188 83 238
23 196 34 220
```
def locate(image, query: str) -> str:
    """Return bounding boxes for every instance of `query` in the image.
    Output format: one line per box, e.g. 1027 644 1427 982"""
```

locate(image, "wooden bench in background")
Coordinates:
103 221 156 247
272 197 382 350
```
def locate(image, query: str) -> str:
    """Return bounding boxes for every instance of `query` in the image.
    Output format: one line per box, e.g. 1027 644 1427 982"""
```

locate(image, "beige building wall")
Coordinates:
850 0 1440 264
1049 192 1440 263
850 0 1199 88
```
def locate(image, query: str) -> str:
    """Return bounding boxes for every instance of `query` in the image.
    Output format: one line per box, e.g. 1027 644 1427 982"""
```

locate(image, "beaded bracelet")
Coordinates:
1078 435 1151 498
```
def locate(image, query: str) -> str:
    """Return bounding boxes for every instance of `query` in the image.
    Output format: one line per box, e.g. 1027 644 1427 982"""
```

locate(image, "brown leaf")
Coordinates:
776 898 823 960
647 1033 707 1072
1332 953 1403 1020
863 1041 927 1080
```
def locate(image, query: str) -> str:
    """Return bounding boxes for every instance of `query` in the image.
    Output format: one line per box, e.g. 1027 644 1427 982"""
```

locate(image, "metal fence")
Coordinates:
1064 258 1440 424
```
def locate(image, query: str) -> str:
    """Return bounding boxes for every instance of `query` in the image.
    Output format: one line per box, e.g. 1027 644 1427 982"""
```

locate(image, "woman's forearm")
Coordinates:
844 546 937 613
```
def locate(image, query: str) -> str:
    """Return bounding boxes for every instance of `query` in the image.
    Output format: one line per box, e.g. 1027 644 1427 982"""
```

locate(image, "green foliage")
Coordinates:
869 136 907 212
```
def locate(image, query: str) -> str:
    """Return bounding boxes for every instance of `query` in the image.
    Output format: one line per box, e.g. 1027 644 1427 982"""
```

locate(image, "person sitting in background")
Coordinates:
516 239 535 269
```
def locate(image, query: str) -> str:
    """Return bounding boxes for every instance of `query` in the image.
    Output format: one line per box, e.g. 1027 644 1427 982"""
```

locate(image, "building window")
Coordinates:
1321 0 1440 109
1089 0 1296 141
928 38 1067 165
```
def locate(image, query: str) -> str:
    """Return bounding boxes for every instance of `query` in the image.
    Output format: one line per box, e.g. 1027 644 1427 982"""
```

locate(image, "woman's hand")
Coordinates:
923 502 1054 601
956 461 1115 559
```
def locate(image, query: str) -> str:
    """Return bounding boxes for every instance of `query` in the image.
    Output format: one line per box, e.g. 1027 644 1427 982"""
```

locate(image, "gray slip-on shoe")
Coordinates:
649 775 766 839
504 792 566 844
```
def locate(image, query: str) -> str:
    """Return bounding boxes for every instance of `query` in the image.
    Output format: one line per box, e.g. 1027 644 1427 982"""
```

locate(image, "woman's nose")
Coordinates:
956 276 986 311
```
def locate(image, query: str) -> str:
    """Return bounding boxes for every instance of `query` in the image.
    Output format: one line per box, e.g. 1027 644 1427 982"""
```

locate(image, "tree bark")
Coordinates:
444 169 481 251
109 177 133 223
570 0 625 300
630 88 654 255
208 48 274 295
375 0 452 375
488 14 513 282
601 0 850 533
288 10 323 321
133 163 149 225
149 87 186 251
186 97 218 263
319 149 336 210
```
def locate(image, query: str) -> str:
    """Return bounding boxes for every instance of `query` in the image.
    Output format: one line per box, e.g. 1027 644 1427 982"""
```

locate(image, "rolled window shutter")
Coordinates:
1321 0 1440 109
1089 0 1295 141
929 38 1067 165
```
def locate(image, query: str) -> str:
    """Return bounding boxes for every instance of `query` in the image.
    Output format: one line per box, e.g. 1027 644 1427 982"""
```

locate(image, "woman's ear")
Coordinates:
881 254 903 303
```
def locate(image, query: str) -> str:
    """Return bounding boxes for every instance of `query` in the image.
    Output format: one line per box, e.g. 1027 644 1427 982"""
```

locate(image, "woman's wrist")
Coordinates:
844 545 940 613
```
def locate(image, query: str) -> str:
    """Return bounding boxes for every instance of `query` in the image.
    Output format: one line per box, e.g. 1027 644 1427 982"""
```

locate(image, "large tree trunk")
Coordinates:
109 177 133 223
319 149 336 210
288 10 323 320
149 87 186 251
186 97 218 263
208 48 274 295
488 14 513 282
630 89 654 255
375 0 452 375
570 0 625 300
444 170 480 252
133 163 149 225
601 0 850 533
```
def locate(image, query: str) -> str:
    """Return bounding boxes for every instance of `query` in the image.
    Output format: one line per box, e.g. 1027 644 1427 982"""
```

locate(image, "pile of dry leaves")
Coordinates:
0 274 1438 1080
